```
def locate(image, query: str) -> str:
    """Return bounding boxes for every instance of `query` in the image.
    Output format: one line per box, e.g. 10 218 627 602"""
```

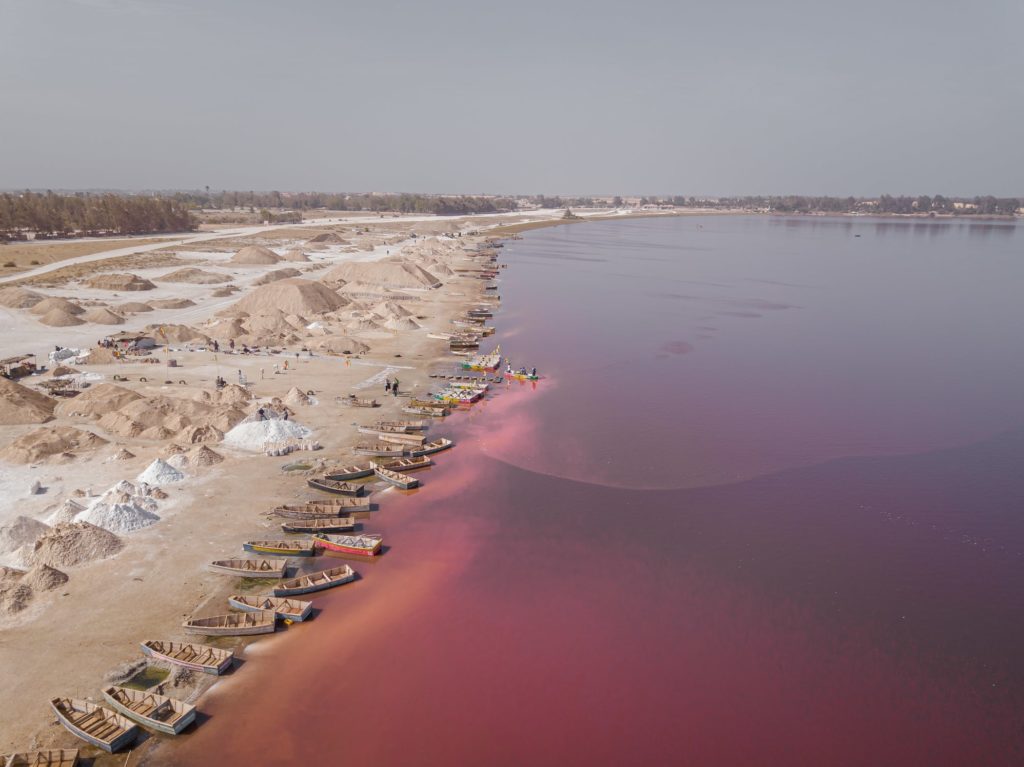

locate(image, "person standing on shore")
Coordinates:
392 377 399 396
385 379 391 393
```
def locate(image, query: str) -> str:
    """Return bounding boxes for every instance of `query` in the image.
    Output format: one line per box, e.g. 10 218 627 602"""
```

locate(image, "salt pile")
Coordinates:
28 522 123 568
0 516 51 556
46 499 85 526
0 286 45 308
158 268 231 284
229 278 348 316
77 491 160 534
85 273 156 291
136 458 185 485
283 387 311 407
231 245 281 264
223 418 312 452
108 448 137 461
167 453 189 470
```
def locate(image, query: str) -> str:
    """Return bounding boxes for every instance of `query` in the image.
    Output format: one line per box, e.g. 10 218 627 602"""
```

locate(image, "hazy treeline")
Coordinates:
0 192 197 240
678 195 1021 215
173 190 517 216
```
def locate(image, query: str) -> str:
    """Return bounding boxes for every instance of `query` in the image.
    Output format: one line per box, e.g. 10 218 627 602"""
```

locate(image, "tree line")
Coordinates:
173 190 517 216
670 195 1021 215
0 192 197 241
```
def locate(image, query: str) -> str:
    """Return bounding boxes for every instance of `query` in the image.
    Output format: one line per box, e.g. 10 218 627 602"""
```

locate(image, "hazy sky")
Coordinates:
1 0 1021 196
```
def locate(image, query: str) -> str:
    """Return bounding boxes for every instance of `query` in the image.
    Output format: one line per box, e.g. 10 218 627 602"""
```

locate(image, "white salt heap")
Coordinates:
46 499 86 526
136 459 185 486
223 418 311 452
76 482 161 534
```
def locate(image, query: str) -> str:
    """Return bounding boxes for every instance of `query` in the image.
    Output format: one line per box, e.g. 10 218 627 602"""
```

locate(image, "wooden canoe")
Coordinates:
273 564 356 596
183 611 276 636
208 558 287 578
228 594 313 621
324 463 375 481
140 640 233 675
376 419 429 431
313 533 383 557
272 498 371 517
307 477 365 496
1 750 79 767
403 405 448 418
346 395 379 408
353 442 406 457
373 466 419 489
280 516 356 534
100 686 196 736
376 431 427 446
374 455 432 472
243 539 317 557
407 399 449 412
408 437 454 456
49 698 138 754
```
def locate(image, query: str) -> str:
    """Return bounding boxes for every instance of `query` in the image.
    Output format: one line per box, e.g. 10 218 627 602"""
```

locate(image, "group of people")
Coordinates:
505 358 537 377
384 377 400 396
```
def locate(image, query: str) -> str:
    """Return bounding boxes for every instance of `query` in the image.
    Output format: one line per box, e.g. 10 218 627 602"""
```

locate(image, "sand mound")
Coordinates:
322 260 441 290
47 364 80 377
205 318 247 340
148 298 196 310
0 287 45 308
253 268 302 286
210 286 238 297
216 384 251 405
281 249 311 262
346 318 383 332
28 522 123 568
22 564 68 591
231 245 281 265
0 580 33 615
55 383 141 418
188 444 224 465
146 324 210 344
158 268 232 284
82 307 126 325
38 308 86 327
109 448 136 461
86 273 156 291
309 335 370 355
0 377 56 424
223 418 311 452
372 300 415 318
0 426 107 463
178 425 224 443
46 499 85 526
0 516 51 556
230 278 348 316
307 232 346 244
283 387 311 407
383 316 422 331
30 297 84 316
136 458 185 485
118 301 153 313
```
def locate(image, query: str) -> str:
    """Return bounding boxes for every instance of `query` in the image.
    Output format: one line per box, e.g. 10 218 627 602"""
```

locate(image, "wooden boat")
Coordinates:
461 345 502 371
374 455 432 472
100 686 196 736
403 404 449 418
407 399 450 413
408 437 454 457
243 539 317 557
49 698 138 754
272 499 371 518
376 431 427 446
208 558 287 578
353 442 406 457
434 387 485 405
1 750 79 767
228 594 313 621
346 395 379 408
280 516 356 534
312 533 383 557
274 564 356 596
307 477 366 496
324 463 375 481
183 611 276 636
373 466 419 489
140 640 233 675
467 308 493 318
505 371 539 381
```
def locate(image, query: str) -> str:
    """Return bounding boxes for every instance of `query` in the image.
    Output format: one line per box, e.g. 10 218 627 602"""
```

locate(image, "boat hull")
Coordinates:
313 536 382 557
243 542 316 557
374 467 419 489
307 478 365 496
50 701 137 754
0 750 80 767
324 465 375 481
228 596 313 622
141 641 233 675
280 520 356 533
183 622 275 637
273 569 357 597
100 690 195 736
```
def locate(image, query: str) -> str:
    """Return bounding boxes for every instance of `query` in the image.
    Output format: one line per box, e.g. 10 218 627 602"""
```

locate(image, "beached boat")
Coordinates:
307 477 366 496
505 371 539 381
353 442 406 457
371 419 429 432
140 640 233 675
407 399 450 413
376 431 427 446
49 699 138 754
243 539 317 557
373 466 419 489
313 533 383 557
228 594 313 622
467 308 493 318
100 686 196 736
1 750 79 767
273 564 356 596
449 339 480 351
408 437 454 457
272 499 371 518
374 455 432 472
324 463 375 481
461 345 502 372
208 558 287 578
280 516 357 534
346 395 379 408
434 387 485 405
183 611 276 636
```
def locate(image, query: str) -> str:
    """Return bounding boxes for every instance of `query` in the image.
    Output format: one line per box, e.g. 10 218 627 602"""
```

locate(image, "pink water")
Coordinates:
166 216 1024 766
